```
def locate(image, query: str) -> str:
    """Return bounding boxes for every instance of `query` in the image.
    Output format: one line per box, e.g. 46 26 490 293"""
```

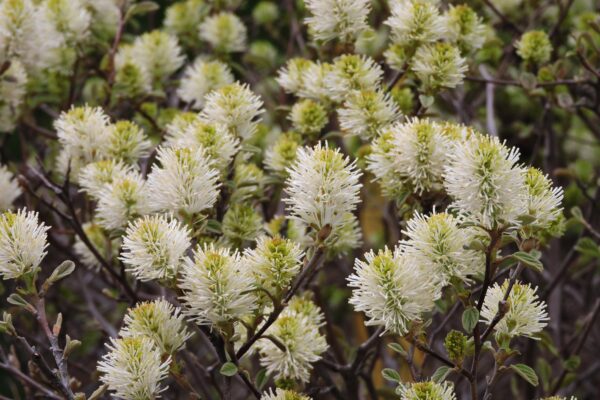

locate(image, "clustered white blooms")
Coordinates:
400 212 484 287
444 133 527 229
200 82 264 140
179 244 256 327
284 143 362 244
397 381 457 400
338 89 400 139
120 299 193 354
164 117 240 174
0 209 48 280
177 57 234 109
367 118 456 196
481 280 549 340
0 0 575 396
98 297 195 398
199 12 247 53
98 336 170 400
244 236 304 298
96 171 150 231
348 248 436 335
256 296 328 383
303 0 371 43
146 146 220 217
0 165 21 210
121 214 191 282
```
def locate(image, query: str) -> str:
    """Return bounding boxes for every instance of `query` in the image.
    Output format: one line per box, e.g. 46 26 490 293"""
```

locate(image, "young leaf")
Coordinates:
462 307 479 332
388 343 407 357
510 251 543 272
432 366 452 383
510 363 539 387
255 368 268 390
220 362 238 377
382 368 401 382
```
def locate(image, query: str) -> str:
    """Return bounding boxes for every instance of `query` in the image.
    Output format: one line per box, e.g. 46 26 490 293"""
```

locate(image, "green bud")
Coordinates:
444 330 467 364
253 2 279 25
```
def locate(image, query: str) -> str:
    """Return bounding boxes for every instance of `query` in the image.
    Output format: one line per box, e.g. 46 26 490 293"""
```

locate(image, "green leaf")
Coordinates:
382 368 401 382
510 251 543 272
418 94 434 108
7 293 35 312
88 384 108 400
125 1 159 20
48 260 76 284
510 363 539 387
570 206 584 221
219 362 238 377
255 368 268 390
563 355 581 372
519 72 538 91
462 307 479 332
536 357 552 392
431 366 451 383
388 343 407 357
575 237 600 258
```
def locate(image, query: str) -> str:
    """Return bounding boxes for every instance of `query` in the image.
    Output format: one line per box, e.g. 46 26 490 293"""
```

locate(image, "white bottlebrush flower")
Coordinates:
73 222 119 270
165 118 239 173
83 0 120 35
411 42 468 91
347 248 436 335
146 146 220 216
444 5 486 54
298 62 333 102
385 0 447 46
390 118 450 194
284 143 362 237
261 388 312 400
200 82 264 140
0 0 63 72
444 133 527 229
400 212 484 286
113 44 152 96
121 214 191 283
366 129 406 200
120 299 193 354
179 244 256 327
0 60 27 132
338 89 400 139
289 99 328 138
522 167 563 233
304 0 371 43
96 171 149 231
326 54 383 102
244 236 304 297
107 121 152 165
0 165 21 210
199 12 247 53
78 160 133 200
41 0 91 44
264 131 302 177
257 299 328 383
397 381 457 400
164 112 198 141
0 209 49 280
130 30 185 83
177 57 234 109
276 58 313 95
55 105 111 155
480 280 549 340
164 0 209 42
54 105 112 177
98 336 171 400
